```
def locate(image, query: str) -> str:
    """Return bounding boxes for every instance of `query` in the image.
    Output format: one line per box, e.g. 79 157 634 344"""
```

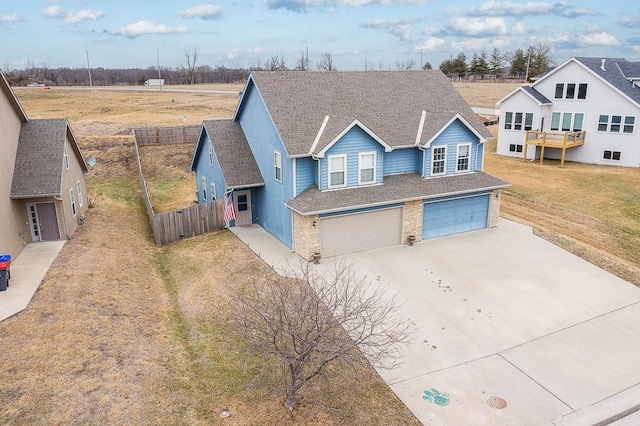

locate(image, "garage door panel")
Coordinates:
423 195 489 239
321 207 403 257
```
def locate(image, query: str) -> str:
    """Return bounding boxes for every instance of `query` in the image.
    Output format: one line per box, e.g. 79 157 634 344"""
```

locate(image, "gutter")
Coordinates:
286 182 511 216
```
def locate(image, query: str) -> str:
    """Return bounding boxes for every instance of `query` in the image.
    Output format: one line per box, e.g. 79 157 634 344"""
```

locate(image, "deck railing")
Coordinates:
524 130 586 167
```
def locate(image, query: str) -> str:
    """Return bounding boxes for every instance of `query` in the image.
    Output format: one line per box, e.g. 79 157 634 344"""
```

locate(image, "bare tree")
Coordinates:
317 52 336 71
184 47 199 84
395 59 416 70
294 49 310 71
229 260 411 412
264 55 288 71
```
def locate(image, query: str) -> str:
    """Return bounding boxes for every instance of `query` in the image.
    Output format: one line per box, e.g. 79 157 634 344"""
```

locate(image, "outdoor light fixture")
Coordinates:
312 220 317 227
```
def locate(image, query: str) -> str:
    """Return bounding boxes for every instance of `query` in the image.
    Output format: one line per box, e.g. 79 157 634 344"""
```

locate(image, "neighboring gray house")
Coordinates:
0 71 88 258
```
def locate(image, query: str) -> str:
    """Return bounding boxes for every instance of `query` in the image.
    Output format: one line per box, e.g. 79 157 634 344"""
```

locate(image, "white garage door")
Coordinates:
320 207 403 257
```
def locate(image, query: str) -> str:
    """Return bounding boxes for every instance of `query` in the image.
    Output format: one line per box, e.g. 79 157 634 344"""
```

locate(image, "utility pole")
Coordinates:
157 48 162 90
85 46 92 86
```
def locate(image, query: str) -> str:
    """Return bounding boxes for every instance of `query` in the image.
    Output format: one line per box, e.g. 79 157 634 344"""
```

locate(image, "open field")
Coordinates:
2 85 419 424
3 80 638 424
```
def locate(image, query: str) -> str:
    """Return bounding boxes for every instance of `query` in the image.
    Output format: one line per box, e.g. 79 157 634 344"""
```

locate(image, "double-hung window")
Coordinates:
64 146 69 170
77 181 83 207
328 155 346 188
598 115 635 133
274 151 282 183
201 177 207 200
456 144 471 172
208 141 214 166
210 183 216 201
431 146 446 176
358 152 376 185
70 188 76 217
624 116 636 133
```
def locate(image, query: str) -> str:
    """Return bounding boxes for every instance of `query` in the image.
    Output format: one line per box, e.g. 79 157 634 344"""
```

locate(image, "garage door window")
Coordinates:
328 155 346 188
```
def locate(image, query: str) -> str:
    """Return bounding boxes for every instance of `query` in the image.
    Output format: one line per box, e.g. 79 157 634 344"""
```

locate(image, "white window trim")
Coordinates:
208 140 214 166
455 143 471 173
602 150 622 161
77 181 83 207
64 146 69 170
431 146 447 176
598 114 635 134
327 154 347 189
210 183 216 201
201 176 207 201
70 188 76 217
357 151 376 185
274 151 282 183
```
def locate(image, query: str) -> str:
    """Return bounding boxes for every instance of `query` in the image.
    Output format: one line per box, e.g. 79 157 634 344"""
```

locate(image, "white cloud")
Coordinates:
41 6 104 24
116 21 189 38
265 0 424 12
448 17 507 36
226 47 265 61
0 13 23 25
451 38 491 52
467 0 597 18
65 10 104 24
413 37 445 51
178 5 222 20
41 6 64 18
579 31 620 46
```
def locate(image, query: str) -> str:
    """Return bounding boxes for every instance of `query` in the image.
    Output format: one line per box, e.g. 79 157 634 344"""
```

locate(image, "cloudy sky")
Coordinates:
1 0 639 71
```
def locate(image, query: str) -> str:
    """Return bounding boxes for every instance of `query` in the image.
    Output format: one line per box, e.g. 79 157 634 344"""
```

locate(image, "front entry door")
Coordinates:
233 190 252 226
36 202 60 241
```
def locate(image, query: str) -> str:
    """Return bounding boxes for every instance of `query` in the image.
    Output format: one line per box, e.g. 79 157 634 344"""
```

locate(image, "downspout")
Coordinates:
54 195 70 240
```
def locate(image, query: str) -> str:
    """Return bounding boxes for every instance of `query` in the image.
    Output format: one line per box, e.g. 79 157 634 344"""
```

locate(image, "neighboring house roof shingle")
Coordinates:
240 71 493 157
11 119 86 198
202 120 264 189
521 86 552 104
571 57 640 105
287 172 510 215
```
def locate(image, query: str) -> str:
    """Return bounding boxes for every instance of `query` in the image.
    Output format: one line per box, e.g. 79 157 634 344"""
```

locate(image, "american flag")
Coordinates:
224 192 236 223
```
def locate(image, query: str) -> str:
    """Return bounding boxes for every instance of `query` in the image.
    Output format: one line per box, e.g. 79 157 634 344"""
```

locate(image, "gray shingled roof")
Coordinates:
573 57 640 105
522 86 552 104
287 172 509 215
244 71 493 157
11 119 72 198
202 120 264 189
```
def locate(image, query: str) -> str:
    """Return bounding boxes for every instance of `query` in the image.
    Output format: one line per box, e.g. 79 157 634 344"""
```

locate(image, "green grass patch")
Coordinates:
88 175 139 207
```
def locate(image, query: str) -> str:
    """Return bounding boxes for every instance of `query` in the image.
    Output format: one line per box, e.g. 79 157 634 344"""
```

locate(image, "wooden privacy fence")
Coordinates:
134 128 226 246
134 125 201 146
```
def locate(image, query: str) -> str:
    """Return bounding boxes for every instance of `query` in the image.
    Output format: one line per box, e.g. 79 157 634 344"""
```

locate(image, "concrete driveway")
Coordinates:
344 219 640 425
231 219 640 425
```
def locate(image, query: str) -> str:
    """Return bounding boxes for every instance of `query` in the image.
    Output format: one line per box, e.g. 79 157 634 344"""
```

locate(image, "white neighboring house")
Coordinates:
497 57 640 167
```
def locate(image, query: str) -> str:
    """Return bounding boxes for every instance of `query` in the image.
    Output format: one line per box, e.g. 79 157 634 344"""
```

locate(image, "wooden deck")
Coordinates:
524 130 586 167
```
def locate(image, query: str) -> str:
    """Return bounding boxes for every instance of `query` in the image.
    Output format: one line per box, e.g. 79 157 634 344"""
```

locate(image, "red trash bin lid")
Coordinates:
0 261 10 270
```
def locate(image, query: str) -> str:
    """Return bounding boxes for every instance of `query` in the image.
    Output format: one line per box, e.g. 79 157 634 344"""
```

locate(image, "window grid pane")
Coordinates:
432 147 446 175
578 84 587 99
457 145 470 172
504 112 513 130
598 115 609 131
524 113 533 130
555 84 564 99
551 112 560 131
566 84 576 99
514 113 523 130
573 113 584 131
624 116 635 133
611 115 622 132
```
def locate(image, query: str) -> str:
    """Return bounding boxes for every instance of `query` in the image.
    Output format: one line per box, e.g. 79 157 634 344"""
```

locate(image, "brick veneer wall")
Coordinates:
293 211 320 261
489 189 501 227
403 200 423 244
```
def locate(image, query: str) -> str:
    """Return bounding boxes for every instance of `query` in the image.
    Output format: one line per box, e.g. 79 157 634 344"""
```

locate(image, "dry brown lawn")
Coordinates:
1 85 419 425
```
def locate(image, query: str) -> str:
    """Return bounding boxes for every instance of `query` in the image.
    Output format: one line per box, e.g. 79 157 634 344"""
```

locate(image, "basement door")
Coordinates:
320 207 403 257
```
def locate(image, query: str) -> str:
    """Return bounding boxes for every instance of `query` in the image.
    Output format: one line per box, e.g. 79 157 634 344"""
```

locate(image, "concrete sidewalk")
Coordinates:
0 241 65 321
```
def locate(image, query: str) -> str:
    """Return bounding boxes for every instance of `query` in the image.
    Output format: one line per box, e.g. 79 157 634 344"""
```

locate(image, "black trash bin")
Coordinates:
0 255 11 291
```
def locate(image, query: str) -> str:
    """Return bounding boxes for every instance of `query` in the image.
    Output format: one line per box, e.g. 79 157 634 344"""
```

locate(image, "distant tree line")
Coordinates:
2 43 553 86
438 44 553 82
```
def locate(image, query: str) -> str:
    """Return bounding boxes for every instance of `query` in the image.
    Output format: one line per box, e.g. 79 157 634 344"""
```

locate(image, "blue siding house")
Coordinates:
191 71 509 260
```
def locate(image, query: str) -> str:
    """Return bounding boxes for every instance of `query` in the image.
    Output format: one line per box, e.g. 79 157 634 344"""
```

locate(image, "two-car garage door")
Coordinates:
422 194 490 239
320 207 403 257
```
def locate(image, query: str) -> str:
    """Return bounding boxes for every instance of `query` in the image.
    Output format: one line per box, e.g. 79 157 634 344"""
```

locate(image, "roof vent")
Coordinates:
601 59 606 71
